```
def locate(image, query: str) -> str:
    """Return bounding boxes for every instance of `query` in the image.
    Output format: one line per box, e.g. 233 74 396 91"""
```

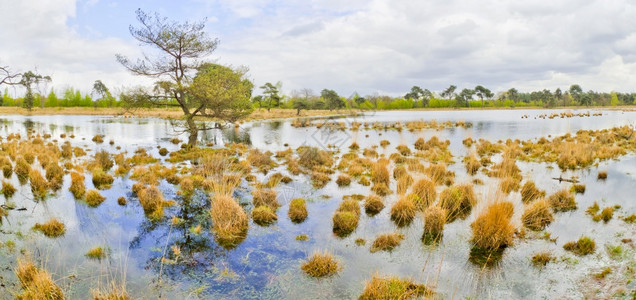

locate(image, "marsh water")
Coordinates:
0 109 635 299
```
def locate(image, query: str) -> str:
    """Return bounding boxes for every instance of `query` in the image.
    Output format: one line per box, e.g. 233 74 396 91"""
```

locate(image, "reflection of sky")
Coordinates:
0 110 634 298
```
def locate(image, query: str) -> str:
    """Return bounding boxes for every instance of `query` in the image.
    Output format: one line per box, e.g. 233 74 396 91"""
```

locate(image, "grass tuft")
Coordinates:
252 205 278 226
364 195 385 216
288 198 308 223
522 199 554 231
85 189 106 207
15 257 64 300
548 189 577 212
370 233 405 253
563 236 596 256
33 218 66 238
301 251 341 278
359 274 433 300
390 195 416 227
471 201 515 251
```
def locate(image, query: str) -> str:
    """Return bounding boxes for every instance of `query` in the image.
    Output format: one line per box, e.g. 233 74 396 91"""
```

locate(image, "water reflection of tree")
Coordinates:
128 191 227 281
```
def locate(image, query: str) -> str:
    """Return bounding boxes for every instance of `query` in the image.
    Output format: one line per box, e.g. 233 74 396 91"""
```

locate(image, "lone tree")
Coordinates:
260 82 281 111
20 71 51 111
321 89 345 110
116 9 252 146
474 85 493 107
441 85 457 101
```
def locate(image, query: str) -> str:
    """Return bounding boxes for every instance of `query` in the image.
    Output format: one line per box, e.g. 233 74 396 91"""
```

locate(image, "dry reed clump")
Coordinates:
364 195 384 216
15 257 64 300
93 150 114 171
29 168 48 200
210 193 248 249
464 154 481 175
370 233 405 253
300 251 341 278
85 246 108 259
563 236 596 256
521 199 554 231
24 152 35 164
499 177 520 194
252 188 280 210
85 189 106 207
396 174 413 195
137 185 172 221
333 199 360 237
91 168 114 190
336 174 351 186
390 195 416 227
252 205 278 226
69 172 86 199
520 181 545 203
548 189 577 212
532 251 555 267
45 163 64 190
33 218 66 238
396 144 411 156
438 184 477 221
288 198 308 223
588 203 614 223
471 201 515 251
571 184 586 194
158 147 169 156
92 134 104 143
380 140 390 147
2 180 16 198
371 182 391 196
411 179 436 210
0 156 13 178
359 274 433 300
117 196 127 206
91 283 131 300
371 162 390 186
597 170 608 180
426 163 454 186
423 206 446 241
297 146 334 171
14 156 31 184
311 171 331 188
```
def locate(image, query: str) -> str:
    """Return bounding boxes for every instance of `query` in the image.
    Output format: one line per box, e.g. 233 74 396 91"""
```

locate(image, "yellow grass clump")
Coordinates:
288 198 308 223
548 189 577 212
364 195 385 216
359 274 433 300
471 201 515 251
69 172 86 199
423 206 446 241
333 199 360 237
252 188 280 210
29 168 48 200
563 236 596 256
15 156 31 184
15 257 64 300
521 199 554 231
520 181 545 203
33 218 66 238
301 251 341 278
464 154 481 175
336 174 351 186
2 180 16 198
85 246 108 259
597 170 607 180
137 186 171 220
370 233 405 253
439 184 477 221
252 205 278 226
85 189 106 207
411 179 436 210
45 163 64 191
390 195 416 227
211 193 248 249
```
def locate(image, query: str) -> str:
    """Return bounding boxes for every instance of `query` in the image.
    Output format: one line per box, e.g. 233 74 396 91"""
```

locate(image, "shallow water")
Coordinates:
0 108 634 299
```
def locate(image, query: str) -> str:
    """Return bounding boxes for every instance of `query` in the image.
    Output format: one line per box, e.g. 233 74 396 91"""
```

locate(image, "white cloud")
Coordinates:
0 0 146 96
2 0 636 98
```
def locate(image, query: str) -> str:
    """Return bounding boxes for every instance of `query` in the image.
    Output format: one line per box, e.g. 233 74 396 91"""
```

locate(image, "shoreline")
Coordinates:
0 105 631 121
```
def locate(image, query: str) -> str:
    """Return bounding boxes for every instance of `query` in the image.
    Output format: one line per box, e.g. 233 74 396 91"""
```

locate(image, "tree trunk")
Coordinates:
186 116 198 147
296 108 300 115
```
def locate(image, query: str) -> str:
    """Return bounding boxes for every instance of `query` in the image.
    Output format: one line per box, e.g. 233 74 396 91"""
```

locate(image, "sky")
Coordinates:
1 0 636 97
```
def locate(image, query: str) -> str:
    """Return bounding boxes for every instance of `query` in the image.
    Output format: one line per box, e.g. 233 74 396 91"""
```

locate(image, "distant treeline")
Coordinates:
2 83 636 110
